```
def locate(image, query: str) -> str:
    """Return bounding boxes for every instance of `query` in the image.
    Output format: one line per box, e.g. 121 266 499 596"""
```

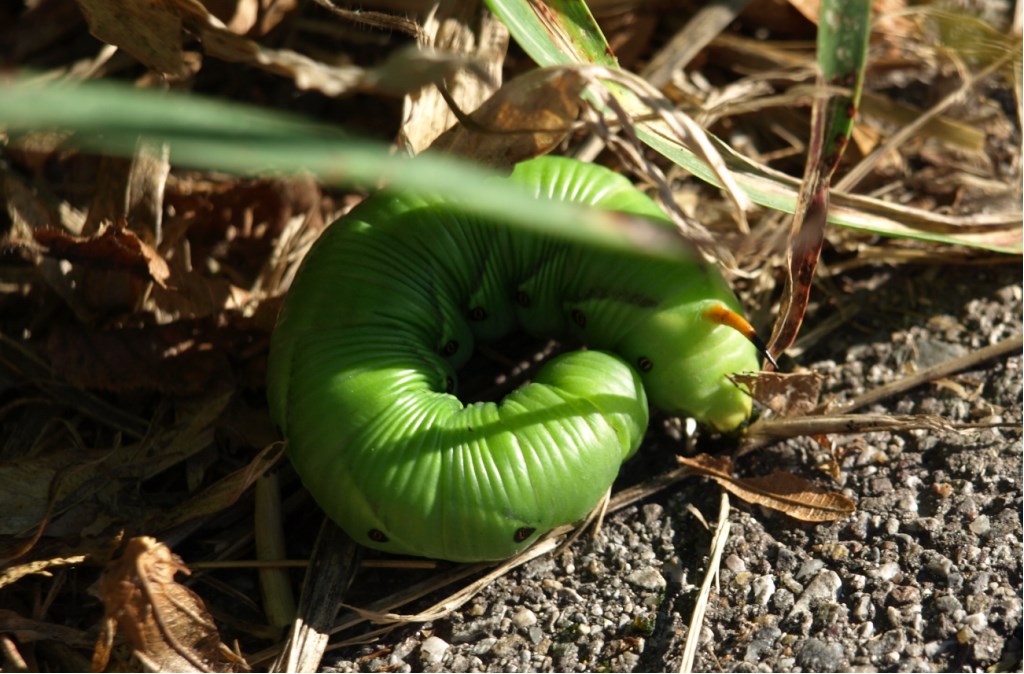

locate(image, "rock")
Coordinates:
512 607 538 629
794 637 845 672
969 515 991 535
751 575 776 606
625 566 666 592
419 636 449 666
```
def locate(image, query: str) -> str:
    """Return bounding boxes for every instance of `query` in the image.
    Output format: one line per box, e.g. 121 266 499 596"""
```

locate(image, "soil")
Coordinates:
318 262 1022 673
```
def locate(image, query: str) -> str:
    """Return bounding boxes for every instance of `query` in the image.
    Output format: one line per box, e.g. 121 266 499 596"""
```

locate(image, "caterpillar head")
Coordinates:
616 299 763 432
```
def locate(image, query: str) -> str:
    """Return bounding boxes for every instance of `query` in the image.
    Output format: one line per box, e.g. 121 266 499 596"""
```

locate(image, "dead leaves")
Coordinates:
0 393 231 562
678 454 855 523
74 0 484 99
430 67 588 170
0 392 283 593
48 319 244 395
35 224 170 289
76 0 196 78
399 2 508 154
92 536 248 672
733 370 824 417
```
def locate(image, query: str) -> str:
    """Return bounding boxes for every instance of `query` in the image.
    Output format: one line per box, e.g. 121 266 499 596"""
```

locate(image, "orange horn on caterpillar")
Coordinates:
703 304 778 369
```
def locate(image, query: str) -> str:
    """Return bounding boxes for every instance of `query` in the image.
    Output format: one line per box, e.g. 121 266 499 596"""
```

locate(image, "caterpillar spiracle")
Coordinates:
267 156 766 562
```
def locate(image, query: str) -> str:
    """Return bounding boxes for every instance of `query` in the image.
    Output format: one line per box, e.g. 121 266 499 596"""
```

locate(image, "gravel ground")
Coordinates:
320 263 1022 673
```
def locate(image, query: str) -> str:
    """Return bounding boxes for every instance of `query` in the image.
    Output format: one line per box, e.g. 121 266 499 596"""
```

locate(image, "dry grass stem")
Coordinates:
678 493 731 673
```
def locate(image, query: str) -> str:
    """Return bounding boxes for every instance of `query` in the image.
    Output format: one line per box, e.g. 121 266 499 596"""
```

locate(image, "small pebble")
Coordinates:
625 566 667 592
969 515 991 535
724 554 747 574
794 637 845 672
964 613 988 632
419 636 449 665
890 585 921 605
875 561 901 581
851 593 874 622
512 608 537 629
751 575 776 606
796 559 825 581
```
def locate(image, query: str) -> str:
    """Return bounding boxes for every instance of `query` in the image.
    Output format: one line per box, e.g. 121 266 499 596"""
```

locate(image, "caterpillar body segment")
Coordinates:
267 156 761 561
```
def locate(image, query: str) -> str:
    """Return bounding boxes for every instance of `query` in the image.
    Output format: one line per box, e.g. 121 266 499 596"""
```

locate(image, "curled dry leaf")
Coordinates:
78 0 465 97
145 442 284 533
400 1 508 154
92 536 248 673
678 454 855 522
82 140 169 246
75 0 192 78
34 224 171 289
430 66 588 170
732 370 824 416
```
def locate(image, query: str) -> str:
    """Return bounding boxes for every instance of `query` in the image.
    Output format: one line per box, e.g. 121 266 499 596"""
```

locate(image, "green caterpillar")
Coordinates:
267 156 764 562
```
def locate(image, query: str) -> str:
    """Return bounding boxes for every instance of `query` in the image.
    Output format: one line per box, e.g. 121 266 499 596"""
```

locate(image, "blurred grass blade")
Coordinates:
0 77 688 260
484 0 617 67
767 0 871 360
484 0 1022 254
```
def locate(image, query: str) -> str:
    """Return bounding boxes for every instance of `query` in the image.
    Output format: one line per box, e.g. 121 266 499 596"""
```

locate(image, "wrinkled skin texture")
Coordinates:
267 157 760 561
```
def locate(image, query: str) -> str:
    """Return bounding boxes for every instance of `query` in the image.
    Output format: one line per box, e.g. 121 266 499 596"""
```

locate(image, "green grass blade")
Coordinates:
484 0 617 66
0 77 687 259
484 0 1021 254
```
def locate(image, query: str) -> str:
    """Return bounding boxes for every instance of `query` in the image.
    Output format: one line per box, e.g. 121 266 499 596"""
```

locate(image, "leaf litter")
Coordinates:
91 536 248 672
0 0 1020 671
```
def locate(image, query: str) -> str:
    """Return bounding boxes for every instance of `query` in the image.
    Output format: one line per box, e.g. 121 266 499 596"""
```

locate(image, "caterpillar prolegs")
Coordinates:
267 157 763 562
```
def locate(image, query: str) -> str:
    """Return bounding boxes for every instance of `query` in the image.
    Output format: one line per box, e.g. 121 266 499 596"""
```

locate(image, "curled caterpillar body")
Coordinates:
267 157 761 561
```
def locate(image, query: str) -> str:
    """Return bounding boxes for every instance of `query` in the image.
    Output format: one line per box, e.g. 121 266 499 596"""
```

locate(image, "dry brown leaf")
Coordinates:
678 454 855 522
145 442 284 533
195 24 364 95
8 171 166 319
765 147 829 363
82 140 169 246
92 536 248 672
0 447 111 543
732 370 824 416
35 223 171 289
400 0 508 154
78 0 444 97
206 0 299 36
0 392 230 550
430 66 588 170
75 0 193 77
190 1 484 98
